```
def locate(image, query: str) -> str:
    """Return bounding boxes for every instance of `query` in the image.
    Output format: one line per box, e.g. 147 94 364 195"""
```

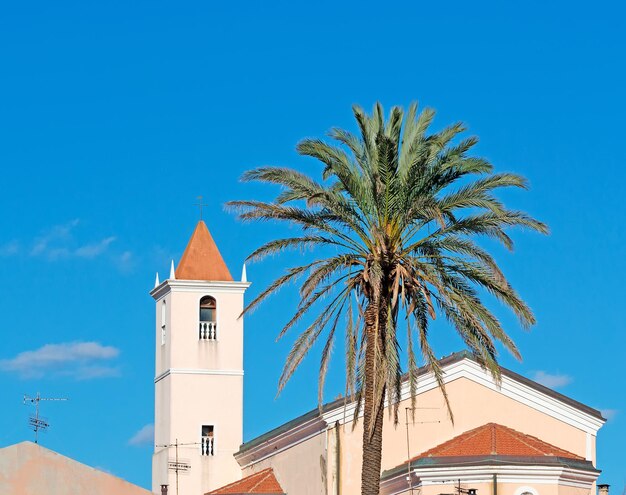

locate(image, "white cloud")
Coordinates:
0 240 20 256
0 342 120 380
114 250 135 273
29 220 117 261
74 237 116 258
31 219 79 257
532 370 573 389
128 424 154 446
600 408 618 421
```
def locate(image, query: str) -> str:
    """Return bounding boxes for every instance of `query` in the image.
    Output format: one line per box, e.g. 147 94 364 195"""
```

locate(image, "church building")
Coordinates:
150 221 607 495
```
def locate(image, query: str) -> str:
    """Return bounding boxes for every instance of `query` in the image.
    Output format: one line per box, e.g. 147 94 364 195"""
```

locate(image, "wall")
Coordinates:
242 432 328 495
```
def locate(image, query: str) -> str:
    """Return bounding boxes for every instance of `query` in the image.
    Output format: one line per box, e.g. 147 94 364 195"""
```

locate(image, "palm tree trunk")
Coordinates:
360 301 387 495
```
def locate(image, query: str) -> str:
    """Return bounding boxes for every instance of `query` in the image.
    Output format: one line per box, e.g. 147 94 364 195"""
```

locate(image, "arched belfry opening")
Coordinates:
199 296 217 340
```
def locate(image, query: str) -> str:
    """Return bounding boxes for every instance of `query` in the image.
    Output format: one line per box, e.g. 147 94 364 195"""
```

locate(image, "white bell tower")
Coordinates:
151 220 249 495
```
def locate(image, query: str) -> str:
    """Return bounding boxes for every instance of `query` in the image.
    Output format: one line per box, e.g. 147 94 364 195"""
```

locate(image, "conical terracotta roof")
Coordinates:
412 423 583 460
176 221 233 281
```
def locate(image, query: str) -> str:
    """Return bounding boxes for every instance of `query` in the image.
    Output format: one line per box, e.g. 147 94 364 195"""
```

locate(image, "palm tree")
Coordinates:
229 102 547 495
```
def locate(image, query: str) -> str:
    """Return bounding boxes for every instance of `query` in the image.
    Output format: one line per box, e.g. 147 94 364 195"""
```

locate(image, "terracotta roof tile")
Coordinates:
206 468 284 494
176 221 233 281
412 423 584 461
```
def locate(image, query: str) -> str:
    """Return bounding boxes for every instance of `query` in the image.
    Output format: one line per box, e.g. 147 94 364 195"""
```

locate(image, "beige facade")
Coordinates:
234 354 604 495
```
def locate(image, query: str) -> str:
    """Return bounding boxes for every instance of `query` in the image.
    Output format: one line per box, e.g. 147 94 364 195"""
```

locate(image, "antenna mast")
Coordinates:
23 392 68 443
156 439 200 495
405 406 441 494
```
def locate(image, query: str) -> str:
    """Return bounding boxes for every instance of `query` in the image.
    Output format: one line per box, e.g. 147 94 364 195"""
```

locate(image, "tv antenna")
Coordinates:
23 392 68 443
438 478 478 495
405 406 441 494
156 439 201 495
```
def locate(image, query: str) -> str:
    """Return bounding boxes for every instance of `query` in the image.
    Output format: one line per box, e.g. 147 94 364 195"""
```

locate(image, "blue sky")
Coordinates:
0 0 624 490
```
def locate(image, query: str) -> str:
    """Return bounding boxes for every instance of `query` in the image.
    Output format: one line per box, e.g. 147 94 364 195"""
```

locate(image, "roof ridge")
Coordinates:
206 468 283 495
206 468 271 494
248 470 273 491
496 424 546 456
419 423 490 459
495 423 582 458
237 353 604 457
412 423 584 461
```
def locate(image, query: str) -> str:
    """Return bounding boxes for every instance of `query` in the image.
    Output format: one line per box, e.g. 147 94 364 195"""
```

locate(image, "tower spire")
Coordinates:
175 221 232 281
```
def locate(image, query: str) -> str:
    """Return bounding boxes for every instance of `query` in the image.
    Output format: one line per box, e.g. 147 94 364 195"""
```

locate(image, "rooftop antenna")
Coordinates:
405 406 441 495
23 392 68 443
156 439 202 495
437 478 478 495
194 196 208 221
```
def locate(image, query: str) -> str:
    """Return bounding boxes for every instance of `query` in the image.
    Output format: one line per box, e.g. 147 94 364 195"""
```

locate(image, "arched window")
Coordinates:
515 487 539 495
200 296 216 322
199 296 217 340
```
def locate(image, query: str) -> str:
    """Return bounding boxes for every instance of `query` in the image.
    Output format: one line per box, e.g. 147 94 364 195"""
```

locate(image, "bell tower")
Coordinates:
151 220 249 495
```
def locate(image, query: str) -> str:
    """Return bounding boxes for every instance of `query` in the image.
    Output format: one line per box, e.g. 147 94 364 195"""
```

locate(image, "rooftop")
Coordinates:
236 351 604 456
176 220 233 281
206 468 284 494
381 422 600 482
412 422 584 460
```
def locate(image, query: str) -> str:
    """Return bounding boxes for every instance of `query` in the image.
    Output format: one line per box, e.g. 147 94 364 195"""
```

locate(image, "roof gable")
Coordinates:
207 468 284 494
176 221 233 281
236 352 604 468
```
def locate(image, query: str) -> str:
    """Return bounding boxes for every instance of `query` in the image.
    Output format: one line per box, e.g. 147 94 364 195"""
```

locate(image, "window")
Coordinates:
199 296 217 340
199 296 216 322
515 487 538 495
201 425 214 456
161 301 166 346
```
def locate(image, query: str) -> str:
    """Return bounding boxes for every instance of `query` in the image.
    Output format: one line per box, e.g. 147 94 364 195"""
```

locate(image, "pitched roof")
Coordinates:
412 423 584 460
0 441 151 495
237 351 604 456
176 221 233 281
206 468 284 494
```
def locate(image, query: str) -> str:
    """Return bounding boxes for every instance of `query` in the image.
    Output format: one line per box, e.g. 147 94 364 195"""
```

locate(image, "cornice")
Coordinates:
234 416 327 469
322 359 605 434
236 354 605 469
381 462 600 495
150 279 251 300
155 368 244 383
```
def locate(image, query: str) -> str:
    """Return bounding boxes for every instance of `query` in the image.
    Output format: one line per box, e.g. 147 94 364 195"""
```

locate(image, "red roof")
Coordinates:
176 221 233 281
412 423 583 460
206 468 284 494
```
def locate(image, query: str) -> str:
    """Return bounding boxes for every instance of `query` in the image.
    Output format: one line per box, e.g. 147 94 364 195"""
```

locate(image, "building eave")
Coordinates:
382 455 601 481
381 456 601 495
